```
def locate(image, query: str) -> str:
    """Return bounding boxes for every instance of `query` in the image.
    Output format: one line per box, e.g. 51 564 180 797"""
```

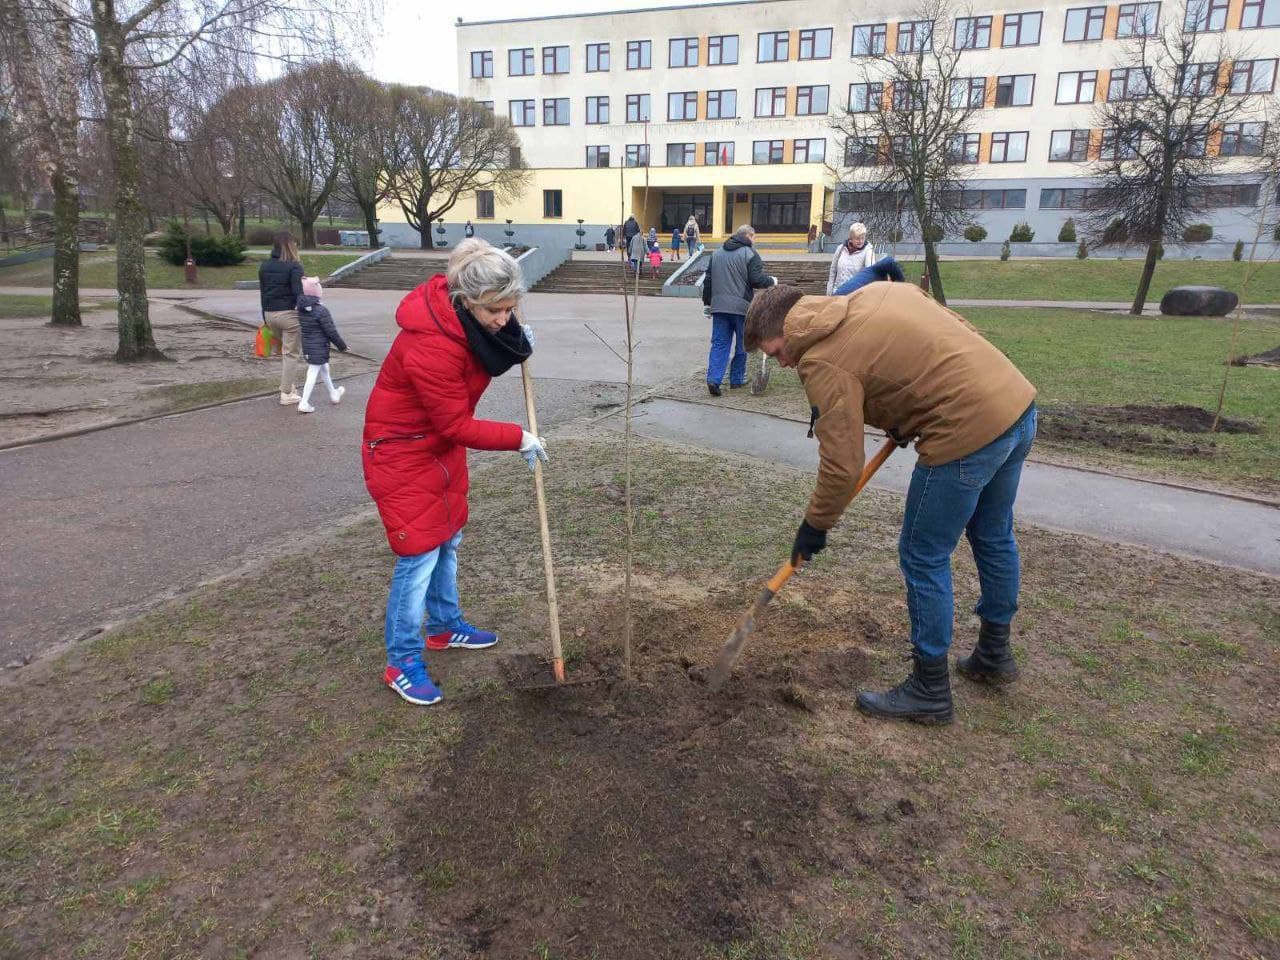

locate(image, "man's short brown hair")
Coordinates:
744 284 806 351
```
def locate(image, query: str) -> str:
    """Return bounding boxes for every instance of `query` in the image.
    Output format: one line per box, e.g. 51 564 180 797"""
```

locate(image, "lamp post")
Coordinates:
503 218 515 249
574 218 586 251
434 219 447 249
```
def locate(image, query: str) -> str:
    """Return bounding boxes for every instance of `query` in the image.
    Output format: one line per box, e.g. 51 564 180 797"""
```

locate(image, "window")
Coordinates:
586 43 610 72
950 77 987 108
1064 5 1106 40
509 146 521 167
509 48 534 76
755 86 787 117
943 188 1027 208
1242 0 1280 27
1100 128 1141 159
753 139 785 163
836 188 909 213
705 141 735 165
1049 129 1091 160
1185 0 1229 31
1057 70 1098 104
509 99 535 126
796 85 829 115
586 96 609 124
799 28 833 59
586 145 610 168
543 98 569 125
852 23 887 55
708 34 739 64
476 100 494 121
794 138 826 162
758 31 789 61
476 190 495 218
947 132 981 163
990 131 1029 162
543 45 569 74
1002 12 1042 45
626 40 651 69
955 15 992 49
845 136 880 166
706 89 737 119
1039 187 1099 208
1108 67 1152 100
668 91 698 121
1178 125 1209 156
897 20 932 52
669 37 698 67
1221 121 1266 155
893 80 928 111
889 136 915 160
625 144 650 167
666 142 696 166
625 94 651 122
1199 183 1261 205
1117 3 1160 36
543 190 563 218
849 82 884 112
471 50 493 78
1180 61 1220 95
995 74 1035 107
1231 59 1278 93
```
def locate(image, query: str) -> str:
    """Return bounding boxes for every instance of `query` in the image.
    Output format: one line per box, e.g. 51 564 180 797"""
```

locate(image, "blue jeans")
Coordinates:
899 405 1037 659
384 530 465 663
707 312 747 387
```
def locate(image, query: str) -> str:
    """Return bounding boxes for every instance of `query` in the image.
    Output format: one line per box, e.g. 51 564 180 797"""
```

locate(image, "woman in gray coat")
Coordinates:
826 222 876 295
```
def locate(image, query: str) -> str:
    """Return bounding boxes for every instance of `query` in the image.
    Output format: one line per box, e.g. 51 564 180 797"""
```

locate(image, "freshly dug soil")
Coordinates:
1038 403 1259 457
1232 344 1280 367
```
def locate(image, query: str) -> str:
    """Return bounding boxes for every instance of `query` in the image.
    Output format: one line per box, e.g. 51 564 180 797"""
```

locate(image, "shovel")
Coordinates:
749 352 771 396
706 437 898 692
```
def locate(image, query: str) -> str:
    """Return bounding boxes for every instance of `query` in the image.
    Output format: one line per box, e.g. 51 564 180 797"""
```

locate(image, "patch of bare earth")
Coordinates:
0 303 377 445
1 436 1276 959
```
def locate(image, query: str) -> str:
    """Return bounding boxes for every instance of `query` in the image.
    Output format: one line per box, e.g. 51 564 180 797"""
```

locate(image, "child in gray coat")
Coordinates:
295 276 348 413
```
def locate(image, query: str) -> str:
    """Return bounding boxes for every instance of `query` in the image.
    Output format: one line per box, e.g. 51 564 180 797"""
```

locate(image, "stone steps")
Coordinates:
533 260 681 297
328 257 449 290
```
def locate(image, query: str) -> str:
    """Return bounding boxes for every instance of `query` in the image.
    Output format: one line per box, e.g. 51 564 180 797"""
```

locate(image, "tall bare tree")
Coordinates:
829 0 981 303
0 0 85 326
1083 0 1252 314
384 87 528 250
245 61 349 248
330 72 395 249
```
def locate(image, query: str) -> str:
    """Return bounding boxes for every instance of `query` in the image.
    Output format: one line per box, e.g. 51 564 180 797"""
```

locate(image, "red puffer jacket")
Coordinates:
362 275 523 556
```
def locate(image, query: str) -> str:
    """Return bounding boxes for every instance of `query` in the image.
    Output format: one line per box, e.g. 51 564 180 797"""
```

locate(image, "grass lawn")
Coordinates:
0 294 117 319
673 306 1279 496
0 250 364 290
896 258 1280 304
1 434 1275 959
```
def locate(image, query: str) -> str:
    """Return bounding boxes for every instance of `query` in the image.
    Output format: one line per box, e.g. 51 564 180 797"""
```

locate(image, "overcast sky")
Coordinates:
365 0 734 92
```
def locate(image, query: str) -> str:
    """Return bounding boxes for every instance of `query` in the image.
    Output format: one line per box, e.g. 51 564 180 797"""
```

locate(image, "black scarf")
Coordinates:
457 305 532 377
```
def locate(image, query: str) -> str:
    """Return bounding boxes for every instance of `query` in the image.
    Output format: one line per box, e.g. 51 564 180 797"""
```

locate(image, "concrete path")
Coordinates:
620 399 1280 576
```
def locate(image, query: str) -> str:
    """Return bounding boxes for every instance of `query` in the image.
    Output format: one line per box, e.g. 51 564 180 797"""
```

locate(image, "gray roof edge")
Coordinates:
456 0 802 29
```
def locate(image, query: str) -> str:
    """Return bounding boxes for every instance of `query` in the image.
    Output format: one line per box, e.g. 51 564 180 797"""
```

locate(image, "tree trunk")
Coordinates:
299 219 317 248
238 202 246 240
923 239 946 306
216 210 233 235
1131 241 1160 315
50 167 81 326
91 2 164 362
362 206 380 249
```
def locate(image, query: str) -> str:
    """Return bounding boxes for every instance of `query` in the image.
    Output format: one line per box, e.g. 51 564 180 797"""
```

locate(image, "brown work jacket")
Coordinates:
787 282 1037 530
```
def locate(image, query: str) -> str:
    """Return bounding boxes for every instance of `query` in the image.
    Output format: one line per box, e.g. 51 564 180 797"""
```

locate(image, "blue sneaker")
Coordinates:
425 620 499 651
383 656 443 705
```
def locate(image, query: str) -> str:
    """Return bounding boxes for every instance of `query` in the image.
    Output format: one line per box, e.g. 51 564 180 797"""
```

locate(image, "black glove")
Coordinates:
791 520 827 566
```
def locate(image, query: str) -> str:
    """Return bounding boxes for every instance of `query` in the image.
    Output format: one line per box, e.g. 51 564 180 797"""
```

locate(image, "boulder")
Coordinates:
1159 285 1238 316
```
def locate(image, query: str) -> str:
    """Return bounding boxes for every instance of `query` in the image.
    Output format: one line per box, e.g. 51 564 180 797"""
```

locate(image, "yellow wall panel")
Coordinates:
984 76 997 108
1088 128 1103 161
885 22 898 54
1096 68 1110 102
1228 0 1245 30
979 131 992 163
1104 5 1119 39
992 14 1005 46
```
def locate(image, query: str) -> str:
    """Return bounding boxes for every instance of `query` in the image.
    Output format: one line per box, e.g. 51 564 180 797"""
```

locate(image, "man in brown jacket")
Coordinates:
744 282 1038 725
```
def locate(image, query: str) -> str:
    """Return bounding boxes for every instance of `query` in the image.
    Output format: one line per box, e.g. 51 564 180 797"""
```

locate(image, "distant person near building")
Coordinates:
700 224 777 396
826 223 875 295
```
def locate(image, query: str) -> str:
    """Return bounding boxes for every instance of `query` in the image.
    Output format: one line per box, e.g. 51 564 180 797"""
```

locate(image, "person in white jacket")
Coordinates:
826 222 876 295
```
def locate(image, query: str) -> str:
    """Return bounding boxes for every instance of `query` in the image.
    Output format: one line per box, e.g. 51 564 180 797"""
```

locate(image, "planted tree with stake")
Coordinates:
828 0 982 304
1083 0 1251 314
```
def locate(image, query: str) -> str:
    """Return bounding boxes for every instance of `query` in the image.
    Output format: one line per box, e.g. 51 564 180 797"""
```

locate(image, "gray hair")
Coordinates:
446 238 525 305
733 224 756 240
848 222 868 239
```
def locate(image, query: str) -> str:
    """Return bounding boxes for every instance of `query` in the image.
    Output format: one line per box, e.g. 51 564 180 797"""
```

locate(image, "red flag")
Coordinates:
720 145 728 166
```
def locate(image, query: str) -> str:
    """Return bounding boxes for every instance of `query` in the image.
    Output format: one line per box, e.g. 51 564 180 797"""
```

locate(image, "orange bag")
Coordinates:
254 323 277 357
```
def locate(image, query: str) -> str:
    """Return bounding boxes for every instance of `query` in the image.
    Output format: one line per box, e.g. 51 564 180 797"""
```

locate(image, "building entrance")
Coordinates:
749 192 810 233
661 193 712 233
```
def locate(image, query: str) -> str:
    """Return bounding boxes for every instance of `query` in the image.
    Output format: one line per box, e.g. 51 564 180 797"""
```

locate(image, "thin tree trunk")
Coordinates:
923 239 945 305
50 167 81 326
237 202 246 240
91 1 164 361
1131 241 1159 315
362 206 380 249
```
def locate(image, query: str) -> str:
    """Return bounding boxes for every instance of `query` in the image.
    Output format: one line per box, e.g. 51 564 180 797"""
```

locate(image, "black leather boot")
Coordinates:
856 653 954 725
955 620 1019 685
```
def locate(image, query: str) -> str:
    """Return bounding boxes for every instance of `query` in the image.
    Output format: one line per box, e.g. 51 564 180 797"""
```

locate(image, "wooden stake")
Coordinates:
520 361 565 683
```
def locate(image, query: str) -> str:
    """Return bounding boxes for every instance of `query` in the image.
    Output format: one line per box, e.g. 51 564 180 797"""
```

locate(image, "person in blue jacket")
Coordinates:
833 256 906 296
294 276 349 414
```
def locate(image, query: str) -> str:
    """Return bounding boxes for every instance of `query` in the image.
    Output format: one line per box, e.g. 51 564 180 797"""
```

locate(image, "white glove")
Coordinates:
768 276 779 286
702 305 711 317
519 430 548 471
521 323 535 348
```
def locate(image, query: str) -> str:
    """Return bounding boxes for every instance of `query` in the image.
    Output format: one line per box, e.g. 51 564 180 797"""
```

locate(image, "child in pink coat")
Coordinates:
647 242 663 279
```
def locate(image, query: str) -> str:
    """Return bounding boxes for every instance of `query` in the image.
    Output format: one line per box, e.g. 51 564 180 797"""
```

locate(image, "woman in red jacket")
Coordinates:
362 239 548 705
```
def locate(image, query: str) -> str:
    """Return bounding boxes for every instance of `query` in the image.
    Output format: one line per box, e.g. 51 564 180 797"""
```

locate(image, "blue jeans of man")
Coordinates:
384 530 465 663
707 312 747 387
899 405 1037 659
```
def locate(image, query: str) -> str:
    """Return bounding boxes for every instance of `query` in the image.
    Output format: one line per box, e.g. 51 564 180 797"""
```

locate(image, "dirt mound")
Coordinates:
1039 403 1259 456
403 586 893 957
1231 344 1280 367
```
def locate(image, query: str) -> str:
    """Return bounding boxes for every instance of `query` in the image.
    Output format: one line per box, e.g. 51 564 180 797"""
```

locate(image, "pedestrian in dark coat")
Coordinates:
623 216 640 245
258 232 305 403
295 276 348 414
700 224 776 394
605 225 616 250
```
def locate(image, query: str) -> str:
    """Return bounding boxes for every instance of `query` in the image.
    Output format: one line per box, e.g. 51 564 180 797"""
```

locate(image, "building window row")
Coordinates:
570 138 830 168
